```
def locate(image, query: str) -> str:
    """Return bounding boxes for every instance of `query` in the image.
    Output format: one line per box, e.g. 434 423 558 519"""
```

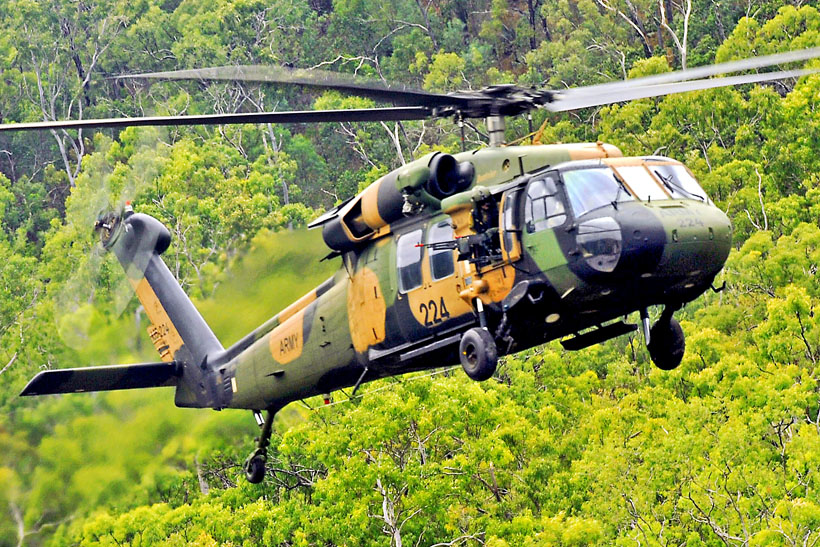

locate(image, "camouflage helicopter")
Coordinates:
4 48 820 483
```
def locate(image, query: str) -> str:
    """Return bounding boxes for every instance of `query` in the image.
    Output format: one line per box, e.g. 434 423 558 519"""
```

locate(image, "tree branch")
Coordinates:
0 352 17 376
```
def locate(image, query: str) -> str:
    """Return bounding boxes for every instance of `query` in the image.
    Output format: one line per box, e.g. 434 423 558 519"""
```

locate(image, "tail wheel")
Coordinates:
647 317 685 371
459 327 498 381
244 452 266 484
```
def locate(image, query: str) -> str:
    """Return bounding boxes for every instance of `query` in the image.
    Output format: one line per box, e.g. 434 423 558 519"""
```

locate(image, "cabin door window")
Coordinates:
395 219 474 338
397 229 424 293
428 220 456 280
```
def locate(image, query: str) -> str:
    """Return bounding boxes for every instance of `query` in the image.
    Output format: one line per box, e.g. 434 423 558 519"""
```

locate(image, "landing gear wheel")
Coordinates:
647 317 685 370
244 407 278 484
459 327 498 381
244 451 267 484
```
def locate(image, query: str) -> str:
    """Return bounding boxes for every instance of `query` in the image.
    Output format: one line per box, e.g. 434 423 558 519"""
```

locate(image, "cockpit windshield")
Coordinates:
561 161 710 217
562 167 634 217
615 166 668 202
649 164 711 204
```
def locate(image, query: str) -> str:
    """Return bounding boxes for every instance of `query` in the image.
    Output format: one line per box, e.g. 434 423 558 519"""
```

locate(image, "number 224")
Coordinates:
419 297 450 326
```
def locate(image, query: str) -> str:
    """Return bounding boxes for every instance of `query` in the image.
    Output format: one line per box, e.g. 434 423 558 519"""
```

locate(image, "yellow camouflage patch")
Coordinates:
133 277 184 362
347 267 387 353
269 309 305 364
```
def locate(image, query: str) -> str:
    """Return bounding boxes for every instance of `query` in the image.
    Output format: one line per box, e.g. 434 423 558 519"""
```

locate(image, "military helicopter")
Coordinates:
4 47 820 483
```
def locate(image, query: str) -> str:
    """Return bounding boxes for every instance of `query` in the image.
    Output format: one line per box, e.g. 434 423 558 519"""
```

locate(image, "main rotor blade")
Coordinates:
547 68 819 112
118 65 465 108
562 47 820 98
0 106 433 132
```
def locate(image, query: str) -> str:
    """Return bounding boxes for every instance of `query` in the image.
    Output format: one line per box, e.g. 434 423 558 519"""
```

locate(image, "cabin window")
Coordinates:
397 229 423 292
428 221 455 281
562 167 633 217
651 164 710 203
525 176 567 232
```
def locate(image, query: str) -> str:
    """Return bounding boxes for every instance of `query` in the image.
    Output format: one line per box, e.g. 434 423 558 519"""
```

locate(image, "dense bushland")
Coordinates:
1 1 820 545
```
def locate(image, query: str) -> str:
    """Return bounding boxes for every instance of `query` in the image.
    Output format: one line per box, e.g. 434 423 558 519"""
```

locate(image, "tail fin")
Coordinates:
105 212 225 407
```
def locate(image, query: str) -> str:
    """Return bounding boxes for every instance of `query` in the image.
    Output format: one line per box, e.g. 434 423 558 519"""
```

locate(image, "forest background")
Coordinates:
1 0 820 545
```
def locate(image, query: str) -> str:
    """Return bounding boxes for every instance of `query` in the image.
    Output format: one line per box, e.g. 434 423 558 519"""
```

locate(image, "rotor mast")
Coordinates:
486 116 506 147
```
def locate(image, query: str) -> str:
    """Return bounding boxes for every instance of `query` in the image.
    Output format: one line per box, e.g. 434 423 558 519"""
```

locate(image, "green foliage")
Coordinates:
424 51 467 91
3 2 820 546
198 227 339 345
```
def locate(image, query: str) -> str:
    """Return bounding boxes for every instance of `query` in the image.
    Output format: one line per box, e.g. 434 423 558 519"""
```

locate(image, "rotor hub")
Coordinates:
434 86 555 120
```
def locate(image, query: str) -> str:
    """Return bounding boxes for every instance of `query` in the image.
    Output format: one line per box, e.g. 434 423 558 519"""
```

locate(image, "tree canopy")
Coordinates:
1 1 820 545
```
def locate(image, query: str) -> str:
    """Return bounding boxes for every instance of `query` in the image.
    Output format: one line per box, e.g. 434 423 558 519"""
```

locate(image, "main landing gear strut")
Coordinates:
642 305 686 371
244 407 278 484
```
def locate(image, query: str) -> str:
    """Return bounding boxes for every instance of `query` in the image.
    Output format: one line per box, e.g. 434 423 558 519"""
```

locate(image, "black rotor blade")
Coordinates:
547 68 819 112
118 65 466 109
0 106 434 132
561 47 820 98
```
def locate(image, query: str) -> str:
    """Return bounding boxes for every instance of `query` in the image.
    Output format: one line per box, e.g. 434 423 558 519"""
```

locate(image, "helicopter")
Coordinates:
3 47 820 483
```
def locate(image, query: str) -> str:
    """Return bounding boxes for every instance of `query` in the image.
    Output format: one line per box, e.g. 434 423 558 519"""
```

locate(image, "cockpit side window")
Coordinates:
502 189 520 252
428 221 455 281
562 167 633 217
397 229 423 293
525 176 567 232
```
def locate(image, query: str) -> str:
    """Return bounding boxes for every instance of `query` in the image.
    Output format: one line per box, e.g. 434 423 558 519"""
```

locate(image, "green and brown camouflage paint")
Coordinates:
22 142 731 418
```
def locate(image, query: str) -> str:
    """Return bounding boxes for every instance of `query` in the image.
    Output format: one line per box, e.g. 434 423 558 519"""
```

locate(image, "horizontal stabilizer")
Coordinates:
20 361 180 396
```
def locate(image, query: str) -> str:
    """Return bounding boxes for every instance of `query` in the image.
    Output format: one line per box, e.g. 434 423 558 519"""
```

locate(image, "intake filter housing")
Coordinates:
321 152 476 253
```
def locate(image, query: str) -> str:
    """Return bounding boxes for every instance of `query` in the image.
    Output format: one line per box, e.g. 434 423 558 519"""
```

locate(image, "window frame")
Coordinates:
611 164 670 202
561 166 636 217
648 162 711 204
502 189 521 256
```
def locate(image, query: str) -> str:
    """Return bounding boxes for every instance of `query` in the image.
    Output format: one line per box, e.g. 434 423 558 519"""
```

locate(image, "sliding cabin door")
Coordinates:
393 219 474 344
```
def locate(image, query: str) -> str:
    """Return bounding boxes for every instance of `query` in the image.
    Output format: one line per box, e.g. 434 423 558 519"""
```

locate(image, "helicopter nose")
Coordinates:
649 201 733 281
573 201 732 287
614 208 667 276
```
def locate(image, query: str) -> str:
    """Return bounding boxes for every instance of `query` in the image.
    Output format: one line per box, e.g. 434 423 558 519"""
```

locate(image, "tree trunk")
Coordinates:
625 0 653 58
659 0 691 69
527 0 539 50
414 0 438 50
664 0 674 25
712 1 727 42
